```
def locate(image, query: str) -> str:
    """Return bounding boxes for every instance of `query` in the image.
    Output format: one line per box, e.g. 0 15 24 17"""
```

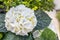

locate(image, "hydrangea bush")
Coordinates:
0 0 58 40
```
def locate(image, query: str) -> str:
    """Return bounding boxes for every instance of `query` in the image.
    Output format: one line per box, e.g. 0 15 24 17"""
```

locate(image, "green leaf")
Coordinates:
34 28 58 40
2 32 34 40
40 28 58 40
0 0 3 2
34 10 51 31
0 5 4 8
0 32 3 39
0 13 7 32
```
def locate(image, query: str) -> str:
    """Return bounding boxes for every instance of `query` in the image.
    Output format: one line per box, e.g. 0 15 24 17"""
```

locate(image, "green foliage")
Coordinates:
40 28 57 40
0 0 3 1
2 32 33 40
0 0 54 11
56 11 60 21
0 13 7 32
2 28 58 40
33 10 51 31
0 32 3 39
0 5 4 8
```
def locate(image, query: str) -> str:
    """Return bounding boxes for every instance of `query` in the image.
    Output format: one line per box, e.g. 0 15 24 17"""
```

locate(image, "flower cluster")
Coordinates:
5 5 37 36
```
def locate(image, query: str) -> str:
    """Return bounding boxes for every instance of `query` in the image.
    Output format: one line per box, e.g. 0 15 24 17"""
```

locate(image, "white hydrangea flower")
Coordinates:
5 5 37 36
33 30 43 38
33 30 40 38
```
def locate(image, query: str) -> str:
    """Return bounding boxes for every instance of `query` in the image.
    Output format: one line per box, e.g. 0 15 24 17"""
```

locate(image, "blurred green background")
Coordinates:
0 0 54 12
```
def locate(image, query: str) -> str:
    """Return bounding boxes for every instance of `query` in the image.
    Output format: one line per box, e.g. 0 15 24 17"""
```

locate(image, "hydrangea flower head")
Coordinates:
5 5 37 36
